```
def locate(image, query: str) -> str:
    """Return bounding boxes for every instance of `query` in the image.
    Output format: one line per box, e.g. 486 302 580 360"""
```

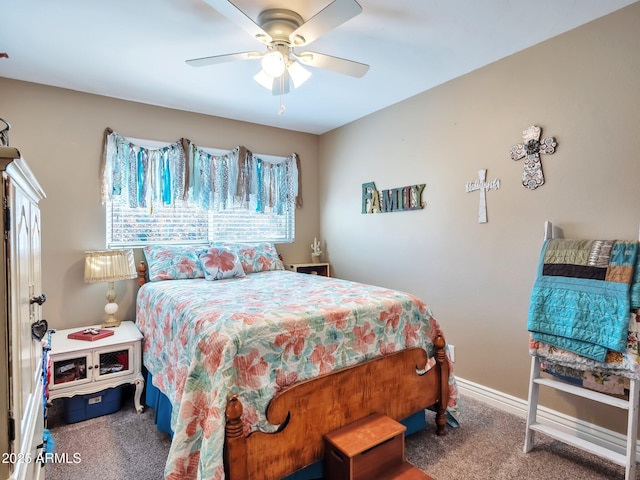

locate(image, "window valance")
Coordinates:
100 128 301 214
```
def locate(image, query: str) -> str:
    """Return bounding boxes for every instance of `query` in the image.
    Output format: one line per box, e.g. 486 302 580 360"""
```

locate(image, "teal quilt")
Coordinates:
528 238 639 361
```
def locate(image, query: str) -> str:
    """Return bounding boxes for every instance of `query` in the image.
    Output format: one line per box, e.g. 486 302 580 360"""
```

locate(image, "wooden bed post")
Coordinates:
434 334 449 436
224 395 248 480
137 261 147 288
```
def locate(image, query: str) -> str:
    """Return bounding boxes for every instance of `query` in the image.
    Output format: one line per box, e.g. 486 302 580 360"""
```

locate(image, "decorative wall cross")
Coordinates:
510 125 557 190
465 169 500 224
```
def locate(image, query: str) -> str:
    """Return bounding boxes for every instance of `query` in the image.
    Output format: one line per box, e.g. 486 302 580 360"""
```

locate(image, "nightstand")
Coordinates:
285 262 331 277
48 321 145 413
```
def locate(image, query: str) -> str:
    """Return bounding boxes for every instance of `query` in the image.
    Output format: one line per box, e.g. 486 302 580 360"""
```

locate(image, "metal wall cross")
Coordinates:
510 125 557 190
465 169 500 224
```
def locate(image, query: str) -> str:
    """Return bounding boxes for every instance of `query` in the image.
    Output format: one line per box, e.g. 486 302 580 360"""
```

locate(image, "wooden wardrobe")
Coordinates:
0 146 46 480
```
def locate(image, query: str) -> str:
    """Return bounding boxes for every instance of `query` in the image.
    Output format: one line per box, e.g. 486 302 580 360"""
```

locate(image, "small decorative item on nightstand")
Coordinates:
67 328 115 342
311 237 322 264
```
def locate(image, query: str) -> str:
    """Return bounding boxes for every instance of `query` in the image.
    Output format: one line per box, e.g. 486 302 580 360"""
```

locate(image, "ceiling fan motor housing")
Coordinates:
257 9 305 46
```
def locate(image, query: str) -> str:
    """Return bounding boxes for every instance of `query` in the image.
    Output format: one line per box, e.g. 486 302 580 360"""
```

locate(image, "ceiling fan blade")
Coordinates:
289 0 362 46
294 51 369 78
203 0 272 44
186 51 262 67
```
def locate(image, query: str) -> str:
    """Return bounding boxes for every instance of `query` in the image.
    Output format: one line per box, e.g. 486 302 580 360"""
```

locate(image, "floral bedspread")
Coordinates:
136 270 458 480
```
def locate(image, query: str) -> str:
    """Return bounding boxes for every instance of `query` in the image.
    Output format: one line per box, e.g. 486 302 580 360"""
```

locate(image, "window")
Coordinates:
102 132 298 248
106 201 295 248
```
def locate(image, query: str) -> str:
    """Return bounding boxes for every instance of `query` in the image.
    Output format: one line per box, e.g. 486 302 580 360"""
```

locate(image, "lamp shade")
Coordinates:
254 69 275 90
84 249 137 284
287 61 311 88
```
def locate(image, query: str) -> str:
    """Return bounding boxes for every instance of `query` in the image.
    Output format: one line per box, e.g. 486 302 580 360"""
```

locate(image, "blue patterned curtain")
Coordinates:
101 128 299 213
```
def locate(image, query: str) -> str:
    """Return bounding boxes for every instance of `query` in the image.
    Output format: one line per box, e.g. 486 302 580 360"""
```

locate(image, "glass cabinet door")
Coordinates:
52 353 91 387
95 345 133 380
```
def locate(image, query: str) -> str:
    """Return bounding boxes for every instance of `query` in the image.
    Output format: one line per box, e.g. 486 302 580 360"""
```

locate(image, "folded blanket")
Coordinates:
528 239 639 362
542 363 630 396
529 309 640 381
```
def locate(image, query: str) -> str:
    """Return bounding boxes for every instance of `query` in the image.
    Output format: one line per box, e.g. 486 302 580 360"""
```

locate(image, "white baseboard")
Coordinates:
455 376 640 460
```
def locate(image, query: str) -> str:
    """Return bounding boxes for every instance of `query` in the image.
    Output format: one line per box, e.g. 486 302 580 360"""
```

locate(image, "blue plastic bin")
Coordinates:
63 386 123 423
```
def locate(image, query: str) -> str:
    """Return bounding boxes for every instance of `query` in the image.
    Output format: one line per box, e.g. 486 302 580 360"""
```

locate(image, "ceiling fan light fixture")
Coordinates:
254 69 274 91
261 50 286 78
188 2 369 99
287 61 311 88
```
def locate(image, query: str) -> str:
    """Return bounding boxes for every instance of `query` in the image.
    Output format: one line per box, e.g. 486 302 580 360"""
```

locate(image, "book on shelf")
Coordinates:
67 328 115 341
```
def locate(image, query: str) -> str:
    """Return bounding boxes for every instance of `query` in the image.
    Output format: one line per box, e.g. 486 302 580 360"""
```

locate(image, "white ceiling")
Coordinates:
1 0 636 135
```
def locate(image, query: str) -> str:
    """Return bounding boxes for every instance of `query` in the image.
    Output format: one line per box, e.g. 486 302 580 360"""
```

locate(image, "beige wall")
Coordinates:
319 3 640 433
0 79 319 330
1 1 639 436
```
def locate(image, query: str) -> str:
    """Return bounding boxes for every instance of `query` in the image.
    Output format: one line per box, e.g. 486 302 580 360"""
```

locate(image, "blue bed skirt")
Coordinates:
146 371 426 480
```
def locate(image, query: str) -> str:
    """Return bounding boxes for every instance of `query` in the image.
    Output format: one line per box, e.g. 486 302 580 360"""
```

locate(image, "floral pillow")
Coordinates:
214 242 284 273
199 247 246 281
143 245 207 281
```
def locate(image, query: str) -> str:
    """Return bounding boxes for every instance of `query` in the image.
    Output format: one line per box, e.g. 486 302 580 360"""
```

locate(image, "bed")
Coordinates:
136 243 458 480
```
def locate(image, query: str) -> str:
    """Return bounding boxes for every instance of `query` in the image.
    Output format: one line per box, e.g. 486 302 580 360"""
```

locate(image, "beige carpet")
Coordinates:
45 387 634 479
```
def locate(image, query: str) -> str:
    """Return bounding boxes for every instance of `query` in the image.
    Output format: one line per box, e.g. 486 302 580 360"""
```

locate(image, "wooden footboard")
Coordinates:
224 336 449 480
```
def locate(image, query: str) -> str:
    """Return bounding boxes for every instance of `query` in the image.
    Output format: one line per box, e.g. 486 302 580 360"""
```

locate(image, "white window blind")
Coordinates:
106 202 208 247
209 208 294 244
106 202 295 248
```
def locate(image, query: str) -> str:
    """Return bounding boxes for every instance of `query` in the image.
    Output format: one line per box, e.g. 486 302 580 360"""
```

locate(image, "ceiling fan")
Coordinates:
186 0 369 96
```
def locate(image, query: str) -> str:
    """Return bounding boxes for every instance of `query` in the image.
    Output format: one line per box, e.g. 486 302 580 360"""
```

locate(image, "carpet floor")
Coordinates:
45 388 635 479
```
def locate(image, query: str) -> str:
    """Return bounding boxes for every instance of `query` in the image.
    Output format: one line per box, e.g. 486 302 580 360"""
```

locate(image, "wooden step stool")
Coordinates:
323 413 435 480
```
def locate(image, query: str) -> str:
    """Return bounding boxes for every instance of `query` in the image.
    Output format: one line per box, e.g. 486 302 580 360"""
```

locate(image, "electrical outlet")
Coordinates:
448 344 455 362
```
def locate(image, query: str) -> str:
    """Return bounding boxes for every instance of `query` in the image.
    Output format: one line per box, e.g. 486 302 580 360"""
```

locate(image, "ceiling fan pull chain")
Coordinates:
278 77 286 115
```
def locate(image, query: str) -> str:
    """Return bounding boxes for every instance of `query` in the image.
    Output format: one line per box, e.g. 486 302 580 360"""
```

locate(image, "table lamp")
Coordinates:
84 249 137 328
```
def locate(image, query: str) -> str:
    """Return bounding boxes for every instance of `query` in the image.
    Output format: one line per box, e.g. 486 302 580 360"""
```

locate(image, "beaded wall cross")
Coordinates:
510 125 557 190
